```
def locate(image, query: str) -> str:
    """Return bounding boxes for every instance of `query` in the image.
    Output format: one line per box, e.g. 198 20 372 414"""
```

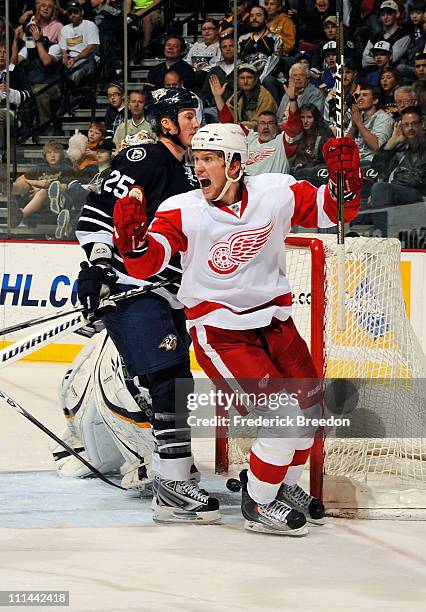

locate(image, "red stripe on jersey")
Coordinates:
290 180 321 228
185 292 292 321
290 447 311 466
250 450 290 484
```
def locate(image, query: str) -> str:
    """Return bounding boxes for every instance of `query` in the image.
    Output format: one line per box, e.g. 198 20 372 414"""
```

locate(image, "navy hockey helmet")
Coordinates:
145 87 198 132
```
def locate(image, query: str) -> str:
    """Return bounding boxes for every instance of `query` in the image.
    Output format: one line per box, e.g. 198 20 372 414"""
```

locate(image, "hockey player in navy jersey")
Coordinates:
112 123 362 534
76 89 220 524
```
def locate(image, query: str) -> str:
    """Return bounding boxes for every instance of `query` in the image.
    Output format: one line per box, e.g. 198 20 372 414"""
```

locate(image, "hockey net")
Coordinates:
215 235 426 519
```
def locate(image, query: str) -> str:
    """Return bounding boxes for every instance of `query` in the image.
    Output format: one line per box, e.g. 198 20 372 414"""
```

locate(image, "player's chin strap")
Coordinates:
212 165 244 202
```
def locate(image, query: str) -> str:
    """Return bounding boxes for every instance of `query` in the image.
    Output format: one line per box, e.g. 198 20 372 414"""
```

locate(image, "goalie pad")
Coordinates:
54 330 155 493
52 333 124 478
92 331 154 476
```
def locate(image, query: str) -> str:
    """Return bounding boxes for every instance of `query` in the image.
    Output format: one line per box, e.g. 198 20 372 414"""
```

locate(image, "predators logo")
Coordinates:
159 334 178 351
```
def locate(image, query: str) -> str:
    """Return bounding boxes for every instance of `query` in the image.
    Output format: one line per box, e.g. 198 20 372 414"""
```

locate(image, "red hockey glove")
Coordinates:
113 186 147 254
322 137 363 196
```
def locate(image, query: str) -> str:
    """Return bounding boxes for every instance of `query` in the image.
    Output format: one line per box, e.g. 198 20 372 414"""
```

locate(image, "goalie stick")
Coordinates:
0 276 177 337
335 0 346 331
0 387 125 490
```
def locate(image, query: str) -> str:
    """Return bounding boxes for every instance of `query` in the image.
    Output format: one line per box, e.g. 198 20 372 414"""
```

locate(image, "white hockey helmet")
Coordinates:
191 123 249 168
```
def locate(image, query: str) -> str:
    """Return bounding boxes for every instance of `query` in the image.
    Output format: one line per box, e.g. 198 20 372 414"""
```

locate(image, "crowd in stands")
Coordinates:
1 0 426 237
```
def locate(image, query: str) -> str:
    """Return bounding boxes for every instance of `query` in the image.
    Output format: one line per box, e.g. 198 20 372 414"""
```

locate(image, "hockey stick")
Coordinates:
335 0 346 331
0 387 125 490
0 277 176 337
0 311 87 369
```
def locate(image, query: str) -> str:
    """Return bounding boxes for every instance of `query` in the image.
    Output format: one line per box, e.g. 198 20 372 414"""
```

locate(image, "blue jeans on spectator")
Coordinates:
68 58 97 88
370 181 424 208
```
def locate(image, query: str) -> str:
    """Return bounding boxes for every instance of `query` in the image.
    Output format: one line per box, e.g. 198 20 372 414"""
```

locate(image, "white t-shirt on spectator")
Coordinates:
59 20 100 58
19 43 62 62
245 131 290 176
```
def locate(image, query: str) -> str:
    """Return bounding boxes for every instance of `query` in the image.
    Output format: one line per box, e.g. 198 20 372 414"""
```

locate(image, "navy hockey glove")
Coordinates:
77 262 118 321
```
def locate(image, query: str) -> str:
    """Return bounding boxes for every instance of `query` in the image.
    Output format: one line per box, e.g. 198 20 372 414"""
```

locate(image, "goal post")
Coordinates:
215 235 426 518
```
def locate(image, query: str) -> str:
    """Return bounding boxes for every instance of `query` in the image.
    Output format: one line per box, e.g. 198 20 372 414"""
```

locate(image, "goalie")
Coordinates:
112 123 362 535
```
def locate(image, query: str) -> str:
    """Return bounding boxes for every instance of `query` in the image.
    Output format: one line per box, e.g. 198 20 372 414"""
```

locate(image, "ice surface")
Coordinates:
1 362 426 611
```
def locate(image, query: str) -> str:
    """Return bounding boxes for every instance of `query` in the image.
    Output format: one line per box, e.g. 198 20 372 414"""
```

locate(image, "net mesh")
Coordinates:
224 235 426 514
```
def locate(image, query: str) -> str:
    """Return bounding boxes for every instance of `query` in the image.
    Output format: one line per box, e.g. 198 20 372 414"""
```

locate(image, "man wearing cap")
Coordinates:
210 63 277 130
319 41 338 92
59 2 100 87
367 41 393 86
362 1 411 69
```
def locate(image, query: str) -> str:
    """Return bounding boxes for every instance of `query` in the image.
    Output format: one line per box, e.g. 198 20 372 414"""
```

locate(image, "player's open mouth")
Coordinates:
199 179 211 188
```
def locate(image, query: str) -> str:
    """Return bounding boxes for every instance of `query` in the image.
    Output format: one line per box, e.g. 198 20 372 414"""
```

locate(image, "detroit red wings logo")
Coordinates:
245 147 276 166
208 221 274 275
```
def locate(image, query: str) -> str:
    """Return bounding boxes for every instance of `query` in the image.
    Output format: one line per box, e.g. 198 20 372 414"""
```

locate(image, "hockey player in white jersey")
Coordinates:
112 124 362 534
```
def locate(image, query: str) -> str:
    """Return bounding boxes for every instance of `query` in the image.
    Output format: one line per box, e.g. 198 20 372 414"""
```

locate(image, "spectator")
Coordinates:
146 35 195 91
378 66 401 115
163 70 204 126
28 0 63 44
394 85 417 113
284 101 333 181
319 41 338 92
214 97 293 174
238 5 283 74
265 0 296 56
49 138 115 239
219 0 251 36
113 89 155 146
91 0 122 83
0 40 32 161
104 82 125 140
366 40 393 85
370 106 426 207
347 84 394 162
312 15 337 69
277 62 325 123
67 121 106 180
408 0 425 44
413 51 426 115
185 19 221 73
298 0 335 48
362 1 411 70
10 140 73 227
324 59 361 130
209 64 277 130
406 1 426 64
12 22 63 131
200 34 236 123
125 0 164 59
59 1 99 88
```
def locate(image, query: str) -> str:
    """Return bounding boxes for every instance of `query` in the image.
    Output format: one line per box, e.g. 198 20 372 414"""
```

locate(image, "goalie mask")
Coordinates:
191 123 249 201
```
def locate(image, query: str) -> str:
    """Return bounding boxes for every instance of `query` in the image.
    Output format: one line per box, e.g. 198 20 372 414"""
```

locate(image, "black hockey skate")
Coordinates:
153 478 220 524
277 482 326 525
239 470 308 536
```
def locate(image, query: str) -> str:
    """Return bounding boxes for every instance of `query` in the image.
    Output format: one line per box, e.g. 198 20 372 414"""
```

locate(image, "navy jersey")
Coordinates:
76 141 198 298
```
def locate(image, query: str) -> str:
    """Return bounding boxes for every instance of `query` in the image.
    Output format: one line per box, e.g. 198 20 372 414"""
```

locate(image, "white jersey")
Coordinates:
123 174 339 330
245 131 290 176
